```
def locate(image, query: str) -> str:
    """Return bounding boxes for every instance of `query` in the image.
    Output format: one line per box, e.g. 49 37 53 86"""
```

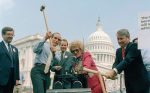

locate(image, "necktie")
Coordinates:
8 43 13 67
61 52 64 60
59 52 64 66
8 44 12 56
122 48 125 59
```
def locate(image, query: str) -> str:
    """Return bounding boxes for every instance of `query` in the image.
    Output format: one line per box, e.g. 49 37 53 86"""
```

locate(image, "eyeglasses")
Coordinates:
71 48 80 54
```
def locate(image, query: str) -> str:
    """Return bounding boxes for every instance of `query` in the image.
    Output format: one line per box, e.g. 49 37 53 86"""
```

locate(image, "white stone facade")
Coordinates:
12 34 43 88
86 18 115 64
86 18 125 92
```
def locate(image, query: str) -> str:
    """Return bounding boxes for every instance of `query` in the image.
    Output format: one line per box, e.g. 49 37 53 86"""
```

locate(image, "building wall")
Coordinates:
13 34 42 88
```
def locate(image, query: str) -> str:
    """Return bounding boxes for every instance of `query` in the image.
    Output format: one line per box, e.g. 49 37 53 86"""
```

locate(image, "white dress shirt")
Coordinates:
141 49 150 71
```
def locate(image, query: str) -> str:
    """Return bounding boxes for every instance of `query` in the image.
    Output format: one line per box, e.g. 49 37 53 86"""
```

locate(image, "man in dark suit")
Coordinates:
51 39 74 89
105 29 149 93
0 27 20 93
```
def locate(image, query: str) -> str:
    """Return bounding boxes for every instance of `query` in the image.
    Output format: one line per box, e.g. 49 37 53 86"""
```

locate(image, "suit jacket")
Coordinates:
51 51 74 75
0 41 19 86
113 42 149 92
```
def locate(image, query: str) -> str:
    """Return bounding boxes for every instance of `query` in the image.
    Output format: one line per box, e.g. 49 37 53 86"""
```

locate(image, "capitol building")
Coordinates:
12 18 125 92
86 18 115 65
86 18 124 92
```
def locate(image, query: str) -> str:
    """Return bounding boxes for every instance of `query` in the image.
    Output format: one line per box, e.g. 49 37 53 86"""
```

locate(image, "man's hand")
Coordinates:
50 46 57 53
45 31 52 40
98 71 105 76
16 80 20 85
104 69 117 80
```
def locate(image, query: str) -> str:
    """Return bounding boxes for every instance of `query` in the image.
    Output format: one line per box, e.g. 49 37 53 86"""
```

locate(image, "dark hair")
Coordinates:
132 38 138 43
2 27 14 35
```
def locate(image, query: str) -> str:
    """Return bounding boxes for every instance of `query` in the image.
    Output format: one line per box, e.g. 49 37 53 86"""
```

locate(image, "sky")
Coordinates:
0 0 150 48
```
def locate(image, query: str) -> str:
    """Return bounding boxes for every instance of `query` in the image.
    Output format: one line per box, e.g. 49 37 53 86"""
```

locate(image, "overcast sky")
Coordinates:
0 0 150 48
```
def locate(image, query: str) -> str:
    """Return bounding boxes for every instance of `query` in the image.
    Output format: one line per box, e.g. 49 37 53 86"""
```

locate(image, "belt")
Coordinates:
35 63 45 66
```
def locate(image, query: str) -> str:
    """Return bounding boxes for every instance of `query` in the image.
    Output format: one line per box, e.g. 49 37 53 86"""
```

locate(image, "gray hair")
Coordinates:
117 29 130 38
51 32 61 38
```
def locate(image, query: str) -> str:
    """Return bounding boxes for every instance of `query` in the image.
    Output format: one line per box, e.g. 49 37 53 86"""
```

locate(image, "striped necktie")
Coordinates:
8 44 12 56
8 43 13 67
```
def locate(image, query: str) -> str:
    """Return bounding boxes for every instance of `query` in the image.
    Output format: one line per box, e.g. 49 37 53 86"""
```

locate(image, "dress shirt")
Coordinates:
55 51 66 61
3 40 14 67
33 39 51 65
141 49 150 71
3 40 10 51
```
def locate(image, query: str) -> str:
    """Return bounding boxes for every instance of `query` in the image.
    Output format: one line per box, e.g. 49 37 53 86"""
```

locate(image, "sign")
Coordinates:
138 12 150 49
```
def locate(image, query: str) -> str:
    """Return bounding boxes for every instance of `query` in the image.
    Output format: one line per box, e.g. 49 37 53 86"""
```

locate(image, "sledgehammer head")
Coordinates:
40 5 45 11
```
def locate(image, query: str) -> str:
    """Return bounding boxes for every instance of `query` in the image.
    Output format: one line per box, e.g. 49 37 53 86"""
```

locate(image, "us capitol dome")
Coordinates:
86 18 115 65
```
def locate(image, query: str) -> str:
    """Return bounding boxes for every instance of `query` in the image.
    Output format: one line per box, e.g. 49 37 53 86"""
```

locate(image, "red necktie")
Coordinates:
122 48 125 59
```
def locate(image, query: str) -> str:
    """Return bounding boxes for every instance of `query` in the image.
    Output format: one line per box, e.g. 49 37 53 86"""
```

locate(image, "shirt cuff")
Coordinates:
113 68 118 74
